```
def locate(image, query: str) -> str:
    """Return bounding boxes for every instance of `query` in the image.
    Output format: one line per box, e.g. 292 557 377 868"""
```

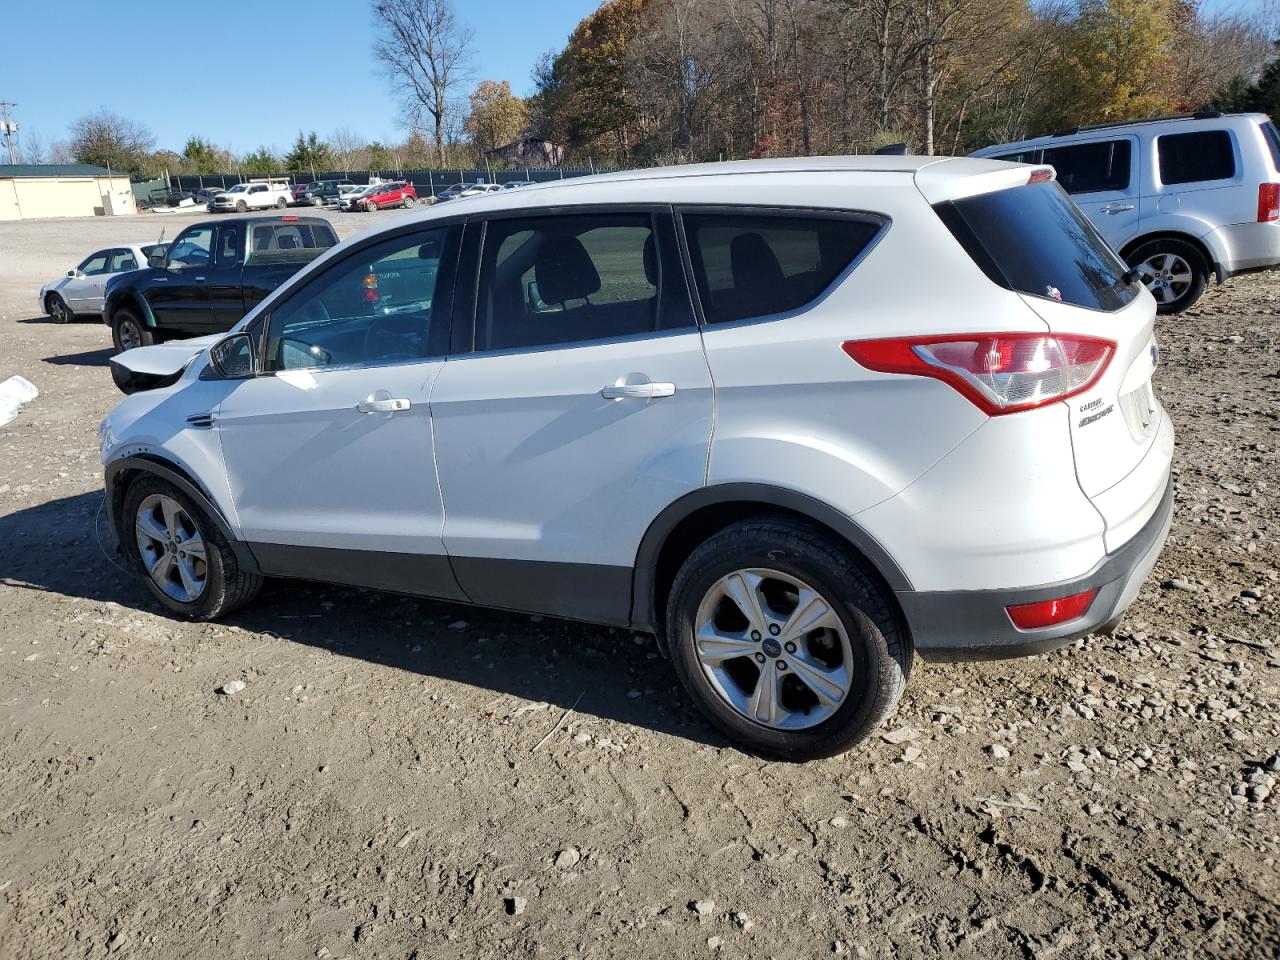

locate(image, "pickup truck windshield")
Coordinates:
246 221 339 266
932 180 1139 312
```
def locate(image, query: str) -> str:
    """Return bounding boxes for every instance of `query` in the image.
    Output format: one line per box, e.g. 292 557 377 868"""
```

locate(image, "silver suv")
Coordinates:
973 112 1280 313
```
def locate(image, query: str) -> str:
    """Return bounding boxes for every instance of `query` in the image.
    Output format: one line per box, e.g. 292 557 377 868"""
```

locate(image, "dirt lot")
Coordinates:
0 207 1277 960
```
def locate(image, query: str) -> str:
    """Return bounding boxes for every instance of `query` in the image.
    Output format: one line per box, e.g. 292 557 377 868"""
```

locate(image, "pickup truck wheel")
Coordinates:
275 196 287 208
112 309 155 353
122 475 263 621
47 293 72 324
665 518 911 761
236 199 248 212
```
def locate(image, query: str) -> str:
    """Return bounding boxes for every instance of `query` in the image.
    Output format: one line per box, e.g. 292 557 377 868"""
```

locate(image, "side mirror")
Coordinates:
148 251 166 268
209 333 256 379
67 269 78 278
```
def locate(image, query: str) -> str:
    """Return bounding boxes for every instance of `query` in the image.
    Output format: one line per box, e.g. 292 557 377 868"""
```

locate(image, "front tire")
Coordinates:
665 518 911 761
236 199 248 212
121 476 262 620
1126 238 1208 314
111 308 155 353
47 294 72 324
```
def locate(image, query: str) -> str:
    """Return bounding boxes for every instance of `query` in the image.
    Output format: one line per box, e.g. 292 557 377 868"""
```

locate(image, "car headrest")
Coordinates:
730 232 785 293
535 234 600 304
643 232 658 287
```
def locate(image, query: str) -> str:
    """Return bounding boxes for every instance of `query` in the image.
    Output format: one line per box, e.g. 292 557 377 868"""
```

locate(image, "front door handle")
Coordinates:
601 382 676 400
356 398 411 414
1099 203 1135 213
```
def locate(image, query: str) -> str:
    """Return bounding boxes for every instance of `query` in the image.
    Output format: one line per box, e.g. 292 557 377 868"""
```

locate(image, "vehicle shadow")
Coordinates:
0 491 723 750
42 348 114 367
17 314 100 325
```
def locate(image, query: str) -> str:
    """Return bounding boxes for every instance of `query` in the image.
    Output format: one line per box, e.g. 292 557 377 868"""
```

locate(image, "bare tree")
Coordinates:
329 128 368 171
372 0 474 165
68 110 156 176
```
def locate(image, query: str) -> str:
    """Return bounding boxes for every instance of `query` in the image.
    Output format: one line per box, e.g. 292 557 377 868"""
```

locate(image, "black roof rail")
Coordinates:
1050 112 1232 138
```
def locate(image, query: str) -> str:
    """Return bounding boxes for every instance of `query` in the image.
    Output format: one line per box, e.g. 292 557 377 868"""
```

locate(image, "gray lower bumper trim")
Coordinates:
898 474 1174 661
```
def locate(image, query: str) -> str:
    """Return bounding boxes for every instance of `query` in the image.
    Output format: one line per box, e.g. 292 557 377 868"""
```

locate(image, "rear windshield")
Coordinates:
246 221 339 265
933 180 1138 312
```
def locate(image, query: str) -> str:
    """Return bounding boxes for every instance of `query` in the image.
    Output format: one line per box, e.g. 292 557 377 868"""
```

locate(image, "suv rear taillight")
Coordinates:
843 333 1114 416
1259 183 1280 223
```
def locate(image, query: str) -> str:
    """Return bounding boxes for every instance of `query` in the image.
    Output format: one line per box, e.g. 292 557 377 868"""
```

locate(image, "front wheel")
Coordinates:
665 518 911 761
47 294 72 324
1126 238 1208 314
121 476 262 620
236 199 248 212
111 308 156 353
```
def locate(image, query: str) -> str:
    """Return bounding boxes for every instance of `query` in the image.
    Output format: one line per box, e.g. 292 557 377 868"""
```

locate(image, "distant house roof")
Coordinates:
0 163 117 178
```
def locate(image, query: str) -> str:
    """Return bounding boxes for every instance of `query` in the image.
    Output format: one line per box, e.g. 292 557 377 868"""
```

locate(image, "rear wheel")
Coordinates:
276 196 287 208
402 195 414 209
122 476 262 620
111 308 155 353
47 294 72 324
1126 238 1208 314
665 518 911 760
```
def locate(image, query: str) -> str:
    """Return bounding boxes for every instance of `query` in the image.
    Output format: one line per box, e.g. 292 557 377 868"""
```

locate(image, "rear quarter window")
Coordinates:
246 222 339 265
934 180 1138 312
681 211 884 324
1261 121 1280 172
1157 130 1236 185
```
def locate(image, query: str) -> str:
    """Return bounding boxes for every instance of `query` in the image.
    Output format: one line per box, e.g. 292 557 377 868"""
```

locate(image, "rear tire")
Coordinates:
1125 238 1208 314
665 517 911 760
47 294 72 323
403 195 414 209
276 196 287 208
121 475 262 621
111 308 155 353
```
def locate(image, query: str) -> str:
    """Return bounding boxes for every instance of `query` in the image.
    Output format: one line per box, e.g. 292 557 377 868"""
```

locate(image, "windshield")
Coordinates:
933 180 1138 312
226 184 247 193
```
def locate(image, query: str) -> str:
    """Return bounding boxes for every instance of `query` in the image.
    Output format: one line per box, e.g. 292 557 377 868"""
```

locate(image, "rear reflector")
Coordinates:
1258 183 1279 223
1006 589 1097 630
843 333 1114 415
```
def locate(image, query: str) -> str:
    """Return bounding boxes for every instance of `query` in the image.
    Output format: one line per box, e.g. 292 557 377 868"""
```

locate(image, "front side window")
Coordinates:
475 212 693 351
265 227 451 371
1041 139 1132 194
934 180 1138 311
682 212 883 324
78 250 110 275
1157 130 1236 185
109 249 138 272
166 227 214 268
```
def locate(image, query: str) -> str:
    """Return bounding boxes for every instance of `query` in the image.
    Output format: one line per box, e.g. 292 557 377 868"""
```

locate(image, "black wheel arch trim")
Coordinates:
104 287 159 329
629 482 912 634
105 455 260 574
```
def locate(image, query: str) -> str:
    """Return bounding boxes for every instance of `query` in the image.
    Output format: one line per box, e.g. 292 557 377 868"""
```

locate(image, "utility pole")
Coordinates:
0 102 17 165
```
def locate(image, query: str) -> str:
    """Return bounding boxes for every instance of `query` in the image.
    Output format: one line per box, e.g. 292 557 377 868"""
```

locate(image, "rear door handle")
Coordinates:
1099 203 1134 213
601 382 676 400
356 398 411 413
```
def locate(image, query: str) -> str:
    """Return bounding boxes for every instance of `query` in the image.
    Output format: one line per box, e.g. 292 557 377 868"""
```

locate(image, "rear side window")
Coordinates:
934 180 1138 312
246 222 338 263
1157 130 1235 185
1261 121 1280 172
1041 139 1131 194
682 212 883 324
994 150 1039 164
475 212 693 351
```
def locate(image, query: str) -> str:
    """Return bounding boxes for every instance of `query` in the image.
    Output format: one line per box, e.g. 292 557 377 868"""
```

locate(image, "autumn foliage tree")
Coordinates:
464 80 529 156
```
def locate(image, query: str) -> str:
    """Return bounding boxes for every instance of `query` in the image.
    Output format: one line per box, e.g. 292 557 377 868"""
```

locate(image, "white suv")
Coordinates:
973 112 1280 313
99 157 1174 759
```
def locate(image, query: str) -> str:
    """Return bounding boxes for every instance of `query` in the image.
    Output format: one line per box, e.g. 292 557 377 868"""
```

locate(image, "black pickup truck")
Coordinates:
103 215 339 352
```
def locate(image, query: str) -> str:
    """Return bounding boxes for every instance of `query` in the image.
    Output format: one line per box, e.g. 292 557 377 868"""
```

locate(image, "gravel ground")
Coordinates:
0 208 1277 959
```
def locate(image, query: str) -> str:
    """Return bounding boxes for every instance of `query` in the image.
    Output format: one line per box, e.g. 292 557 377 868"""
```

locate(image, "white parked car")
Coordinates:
972 111 1280 313
39 243 165 323
337 184 377 211
210 180 294 213
100 156 1173 759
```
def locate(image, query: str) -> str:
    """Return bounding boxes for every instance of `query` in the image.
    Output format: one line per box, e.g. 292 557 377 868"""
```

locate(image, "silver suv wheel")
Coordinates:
1136 252 1193 305
694 568 853 730
135 493 208 602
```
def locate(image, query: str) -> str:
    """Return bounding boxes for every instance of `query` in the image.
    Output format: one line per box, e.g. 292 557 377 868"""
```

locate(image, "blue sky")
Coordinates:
0 0 600 156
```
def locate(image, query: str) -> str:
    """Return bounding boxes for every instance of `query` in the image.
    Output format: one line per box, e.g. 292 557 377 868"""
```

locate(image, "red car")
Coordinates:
360 181 417 211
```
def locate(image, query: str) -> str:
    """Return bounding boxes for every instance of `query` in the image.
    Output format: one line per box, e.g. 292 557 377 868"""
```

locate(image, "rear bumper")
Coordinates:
898 472 1173 661
1208 221 1280 276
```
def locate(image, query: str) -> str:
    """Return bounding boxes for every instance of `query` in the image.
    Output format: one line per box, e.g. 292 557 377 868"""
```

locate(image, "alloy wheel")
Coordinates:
693 568 854 730
50 298 70 323
1136 252 1193 306
135 494 207 602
